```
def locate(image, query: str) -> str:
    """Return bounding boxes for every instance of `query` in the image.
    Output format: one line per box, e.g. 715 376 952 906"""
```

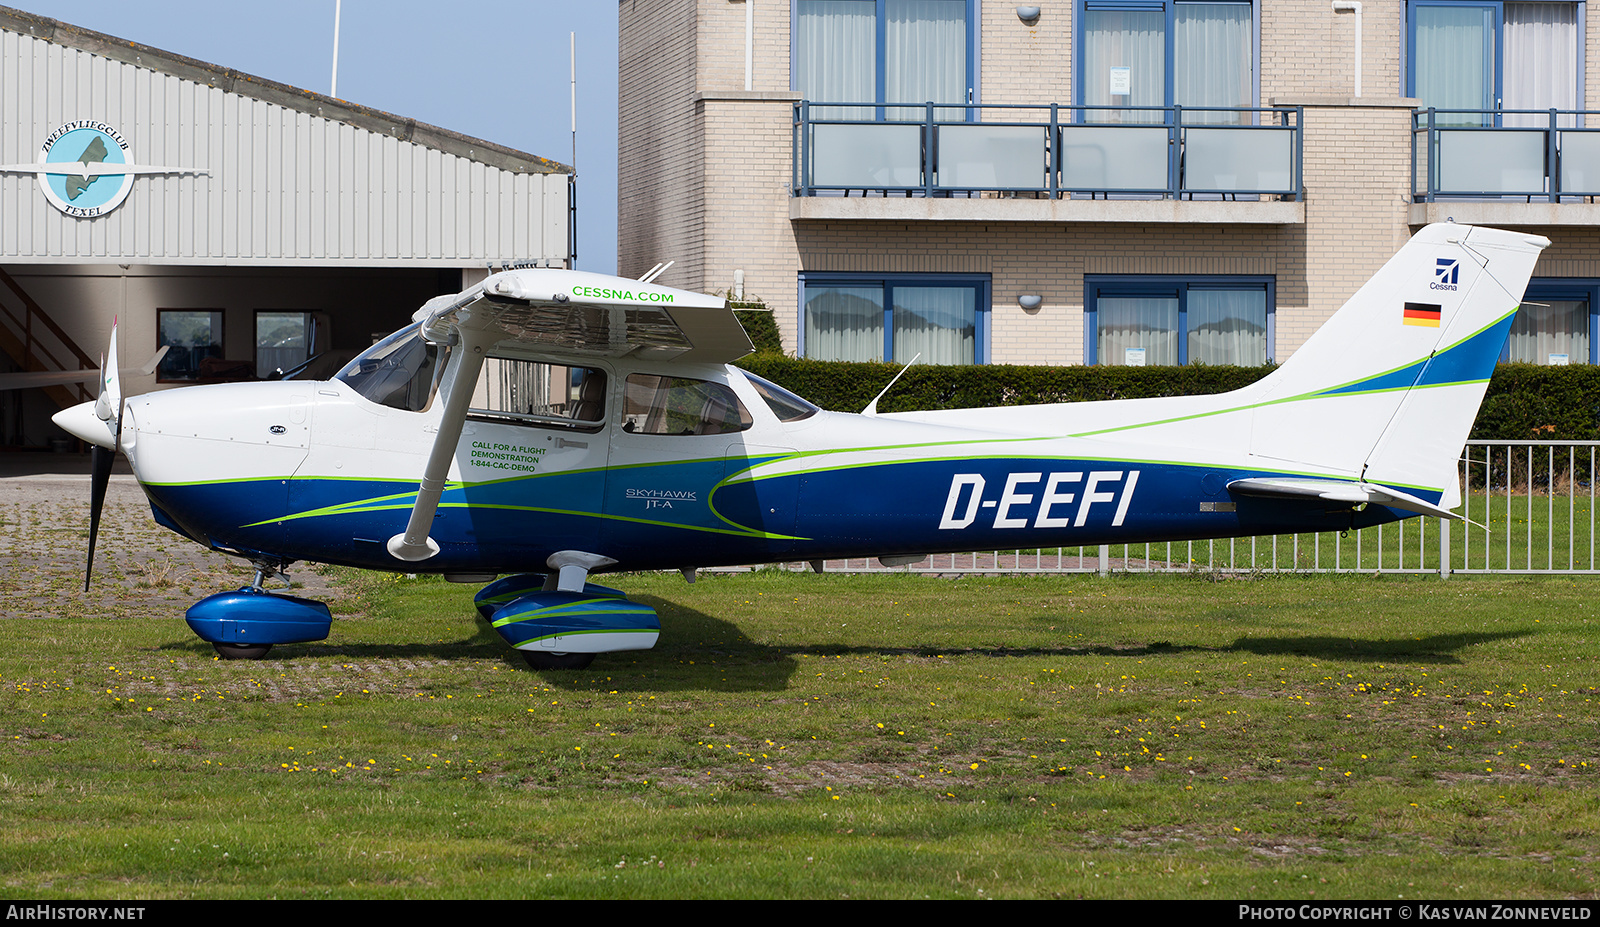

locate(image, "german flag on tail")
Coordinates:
1402 301 1442 328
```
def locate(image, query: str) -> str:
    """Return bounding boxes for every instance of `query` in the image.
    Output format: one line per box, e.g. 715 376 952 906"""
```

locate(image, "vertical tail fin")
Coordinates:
1244 223 1548 507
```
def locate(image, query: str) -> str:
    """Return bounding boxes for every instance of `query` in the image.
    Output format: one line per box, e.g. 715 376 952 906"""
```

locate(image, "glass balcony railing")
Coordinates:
1412 109 1600 201
792 102 1303 200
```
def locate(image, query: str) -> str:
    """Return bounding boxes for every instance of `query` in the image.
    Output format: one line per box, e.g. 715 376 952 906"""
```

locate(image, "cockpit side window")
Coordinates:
469 356 607 432
622 373 752 435
335 324 447 412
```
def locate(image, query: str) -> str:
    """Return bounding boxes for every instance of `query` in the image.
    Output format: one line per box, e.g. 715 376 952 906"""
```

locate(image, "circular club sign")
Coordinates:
36 121 135 217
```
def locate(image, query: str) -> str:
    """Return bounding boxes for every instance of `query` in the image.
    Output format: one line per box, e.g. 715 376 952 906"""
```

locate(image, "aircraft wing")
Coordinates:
413 268 752 365
1227 477 1460 520
386 268 751 562
0 348 168 392
0 368 103 391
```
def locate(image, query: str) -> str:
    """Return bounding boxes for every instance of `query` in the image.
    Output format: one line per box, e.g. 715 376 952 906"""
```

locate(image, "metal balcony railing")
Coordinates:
1412 108 1600 201
792 102 1303 201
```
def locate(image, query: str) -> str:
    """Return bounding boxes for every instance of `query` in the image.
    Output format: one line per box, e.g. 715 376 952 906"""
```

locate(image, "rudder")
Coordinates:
1245 223 1547 507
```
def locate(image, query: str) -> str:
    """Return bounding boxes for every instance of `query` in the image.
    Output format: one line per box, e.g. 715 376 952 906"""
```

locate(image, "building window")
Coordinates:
795 0 974 119
254 311 316 378
1407 2 1579 125
157 310 224 382
801 274 989 364
1508 280 1597 363
1076 1 1256 124
1085 277 1272 365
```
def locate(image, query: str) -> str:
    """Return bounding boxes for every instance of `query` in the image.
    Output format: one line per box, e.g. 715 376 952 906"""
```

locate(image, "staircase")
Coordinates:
0 266 97 412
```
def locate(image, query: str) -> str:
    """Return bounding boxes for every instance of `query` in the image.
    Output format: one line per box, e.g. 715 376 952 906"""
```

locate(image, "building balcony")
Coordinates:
790 102 1304 225
1410 109 1600 226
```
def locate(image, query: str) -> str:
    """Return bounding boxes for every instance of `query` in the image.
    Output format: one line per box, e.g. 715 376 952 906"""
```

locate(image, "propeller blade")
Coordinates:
93 319 123 430
77 319 125 590
85 444 114 591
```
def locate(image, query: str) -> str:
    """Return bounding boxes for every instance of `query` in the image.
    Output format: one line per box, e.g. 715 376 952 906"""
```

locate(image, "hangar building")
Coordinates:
0 5 573 449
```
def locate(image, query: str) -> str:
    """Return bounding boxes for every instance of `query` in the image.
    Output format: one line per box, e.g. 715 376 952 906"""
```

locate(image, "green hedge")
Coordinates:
734 357 1600 441
1475 364 1600 440
732 309 783 355
736 357 1275 415
729 295 785 356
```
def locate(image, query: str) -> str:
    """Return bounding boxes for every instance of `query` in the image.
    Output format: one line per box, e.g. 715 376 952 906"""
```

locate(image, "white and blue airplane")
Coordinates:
53 222 1547 668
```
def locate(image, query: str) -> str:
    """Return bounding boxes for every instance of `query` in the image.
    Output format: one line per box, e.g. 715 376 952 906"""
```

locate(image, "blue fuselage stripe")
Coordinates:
142 454 1422 574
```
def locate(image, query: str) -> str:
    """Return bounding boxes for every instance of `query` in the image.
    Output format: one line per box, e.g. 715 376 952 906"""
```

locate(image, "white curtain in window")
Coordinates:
1174 4 1252 125
1099 296 1179 365
1414 5 1496 124
1508 299 1589 363
1503 2 1578 128
892 286 975 364
798 0 876 120
886 0 967 121
1187 288 1266 365
1083 9 1166 124
805 285 885 362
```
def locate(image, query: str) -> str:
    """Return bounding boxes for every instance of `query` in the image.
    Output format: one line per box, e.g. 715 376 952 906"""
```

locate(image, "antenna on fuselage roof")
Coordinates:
862 353 922 417
638 261 674 285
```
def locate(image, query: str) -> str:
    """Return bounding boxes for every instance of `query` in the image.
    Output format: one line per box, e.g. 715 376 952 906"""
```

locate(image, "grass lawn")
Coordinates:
1 569 1596 899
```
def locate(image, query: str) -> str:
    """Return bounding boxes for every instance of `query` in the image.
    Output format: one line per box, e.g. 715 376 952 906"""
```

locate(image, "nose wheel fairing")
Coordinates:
185 587 333 647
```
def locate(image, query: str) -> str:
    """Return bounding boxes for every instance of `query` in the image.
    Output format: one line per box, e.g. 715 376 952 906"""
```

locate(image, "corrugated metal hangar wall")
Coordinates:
0 5 573 448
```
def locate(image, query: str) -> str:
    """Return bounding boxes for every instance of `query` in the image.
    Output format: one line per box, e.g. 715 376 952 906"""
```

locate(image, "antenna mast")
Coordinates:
330 0 342 98
570 32 577 170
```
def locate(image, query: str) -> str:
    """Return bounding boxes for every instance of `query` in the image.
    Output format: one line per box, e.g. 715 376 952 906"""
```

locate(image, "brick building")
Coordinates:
619 0 1600 368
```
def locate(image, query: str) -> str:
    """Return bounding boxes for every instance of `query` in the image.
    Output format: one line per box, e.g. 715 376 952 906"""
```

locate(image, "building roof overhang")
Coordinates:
0 4 572 177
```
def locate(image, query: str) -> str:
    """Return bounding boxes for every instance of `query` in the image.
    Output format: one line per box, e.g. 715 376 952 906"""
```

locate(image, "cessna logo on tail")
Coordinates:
939 470 1140 530
1432 258 1460 290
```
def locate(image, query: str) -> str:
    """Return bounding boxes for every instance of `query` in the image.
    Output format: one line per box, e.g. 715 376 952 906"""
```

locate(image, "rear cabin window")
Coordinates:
622 374 752 435
740 370 820 422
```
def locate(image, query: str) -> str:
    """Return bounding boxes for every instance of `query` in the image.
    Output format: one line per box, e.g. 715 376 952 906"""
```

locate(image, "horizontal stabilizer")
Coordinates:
1227 478 1461 521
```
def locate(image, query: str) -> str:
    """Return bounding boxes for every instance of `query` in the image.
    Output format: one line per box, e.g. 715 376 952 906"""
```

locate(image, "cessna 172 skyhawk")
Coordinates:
53 222 1547 668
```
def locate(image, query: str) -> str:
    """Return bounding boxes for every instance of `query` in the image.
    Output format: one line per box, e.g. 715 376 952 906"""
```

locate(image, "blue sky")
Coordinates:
11 1 621 272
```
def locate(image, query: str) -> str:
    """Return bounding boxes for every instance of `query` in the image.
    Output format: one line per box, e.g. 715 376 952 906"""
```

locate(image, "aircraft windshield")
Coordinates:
335 324 447 412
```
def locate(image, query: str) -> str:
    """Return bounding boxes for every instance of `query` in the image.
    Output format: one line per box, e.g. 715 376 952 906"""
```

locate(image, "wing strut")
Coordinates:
386 328 492 562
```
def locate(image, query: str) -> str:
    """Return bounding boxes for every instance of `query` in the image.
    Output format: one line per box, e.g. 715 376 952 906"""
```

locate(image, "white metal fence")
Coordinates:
792 440 1599 578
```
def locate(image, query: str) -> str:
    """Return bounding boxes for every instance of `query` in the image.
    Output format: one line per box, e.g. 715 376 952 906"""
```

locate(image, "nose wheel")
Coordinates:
519 650 595 671
213 642 273 660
